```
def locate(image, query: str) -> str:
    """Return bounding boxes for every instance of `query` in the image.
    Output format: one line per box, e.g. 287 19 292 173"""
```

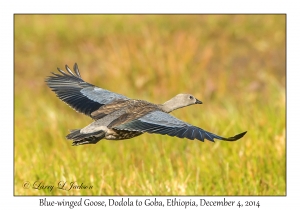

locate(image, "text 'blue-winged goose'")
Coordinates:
46 64 247 146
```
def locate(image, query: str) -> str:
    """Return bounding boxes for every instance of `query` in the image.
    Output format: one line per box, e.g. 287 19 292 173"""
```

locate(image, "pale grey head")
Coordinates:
160 93 202 113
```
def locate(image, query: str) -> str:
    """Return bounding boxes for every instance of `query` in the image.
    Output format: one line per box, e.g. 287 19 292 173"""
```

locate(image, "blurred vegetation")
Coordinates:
14 15 285 195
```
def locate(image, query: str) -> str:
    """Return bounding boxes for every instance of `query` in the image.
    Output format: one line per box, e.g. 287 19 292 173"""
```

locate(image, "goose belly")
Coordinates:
105 129 143 140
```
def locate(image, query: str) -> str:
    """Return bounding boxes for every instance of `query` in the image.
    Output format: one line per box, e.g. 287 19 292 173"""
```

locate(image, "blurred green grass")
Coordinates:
14 15 285 195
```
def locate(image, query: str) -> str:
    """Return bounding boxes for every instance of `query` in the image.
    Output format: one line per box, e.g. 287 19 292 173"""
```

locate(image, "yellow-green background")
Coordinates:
15 15 285 195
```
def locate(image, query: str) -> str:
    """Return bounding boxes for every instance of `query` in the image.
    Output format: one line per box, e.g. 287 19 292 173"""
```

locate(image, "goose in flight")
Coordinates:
45 63 247 146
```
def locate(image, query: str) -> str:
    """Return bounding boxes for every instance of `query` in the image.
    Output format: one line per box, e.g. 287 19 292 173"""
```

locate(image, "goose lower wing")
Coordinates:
114 111 246 142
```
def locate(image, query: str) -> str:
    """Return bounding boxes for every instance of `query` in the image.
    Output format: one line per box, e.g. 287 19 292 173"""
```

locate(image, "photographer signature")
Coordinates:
23 181 93 191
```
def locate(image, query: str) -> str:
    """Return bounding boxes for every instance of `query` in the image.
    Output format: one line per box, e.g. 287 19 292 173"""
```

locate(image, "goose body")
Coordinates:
46 64 246 146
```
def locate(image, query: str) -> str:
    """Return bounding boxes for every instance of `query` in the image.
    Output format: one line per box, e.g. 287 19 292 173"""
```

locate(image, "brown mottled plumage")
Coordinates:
46 64 247 146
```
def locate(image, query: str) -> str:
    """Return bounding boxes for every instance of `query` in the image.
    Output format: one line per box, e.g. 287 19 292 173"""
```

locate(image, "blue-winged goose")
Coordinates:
46 64 247 146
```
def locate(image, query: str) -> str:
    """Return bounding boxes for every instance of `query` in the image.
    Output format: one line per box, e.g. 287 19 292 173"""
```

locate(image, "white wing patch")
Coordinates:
81 87 128 105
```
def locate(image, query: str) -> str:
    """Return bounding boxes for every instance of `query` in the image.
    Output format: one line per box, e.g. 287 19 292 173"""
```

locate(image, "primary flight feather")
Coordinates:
45 63 247 146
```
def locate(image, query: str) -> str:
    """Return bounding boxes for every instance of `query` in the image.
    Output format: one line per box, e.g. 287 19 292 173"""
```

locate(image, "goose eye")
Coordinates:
189 96 193 100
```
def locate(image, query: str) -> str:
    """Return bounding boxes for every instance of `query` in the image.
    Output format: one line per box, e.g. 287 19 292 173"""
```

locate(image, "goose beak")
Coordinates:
195 99 203 104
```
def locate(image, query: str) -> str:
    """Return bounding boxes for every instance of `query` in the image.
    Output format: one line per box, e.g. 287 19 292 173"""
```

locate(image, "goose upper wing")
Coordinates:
45 63 128 117
114 111 247 142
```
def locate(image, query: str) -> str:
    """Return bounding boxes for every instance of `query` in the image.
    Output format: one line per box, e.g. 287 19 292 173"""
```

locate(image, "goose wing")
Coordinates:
114 111 246 142
45 63 128 117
